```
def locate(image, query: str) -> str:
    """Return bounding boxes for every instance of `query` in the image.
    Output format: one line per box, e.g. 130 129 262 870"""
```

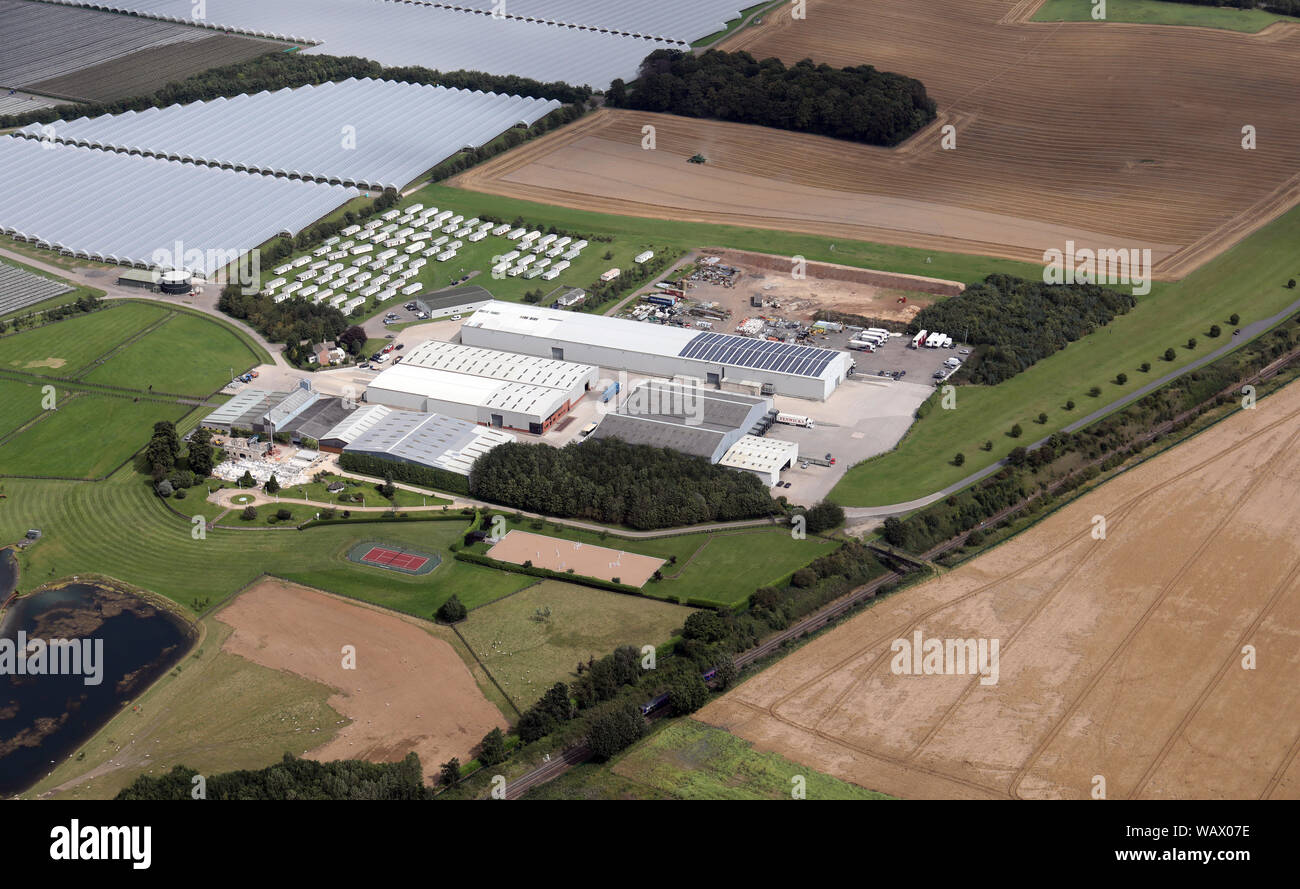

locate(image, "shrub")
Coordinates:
1140 362 1151 373
1164 348 1176 361
1009 424 1022 438
1088 386 1101 397
1208 325 1221 338
1065 400 1075 411
437 595 467 624
982 440 993 451
1036 412 1048 424
1229 313 1240 325
275 508 292 521
1115 373 1127 385
953 452 965 467
155 480 174 498
791 568 817 588
240 505 257 521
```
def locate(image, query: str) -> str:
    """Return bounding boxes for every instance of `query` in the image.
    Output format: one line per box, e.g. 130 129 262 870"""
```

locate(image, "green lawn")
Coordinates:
456 579 694 709
0 378 46 439
530 719 891 800
481 515 838 608
0 393 190 478
1034 0 1299 31
277 474 451 510
83 311 264 396
830 204 1300 506
0 302 166 377
0 471 533 617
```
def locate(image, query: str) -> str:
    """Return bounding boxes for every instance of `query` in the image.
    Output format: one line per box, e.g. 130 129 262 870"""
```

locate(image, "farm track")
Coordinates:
459 0 1300 277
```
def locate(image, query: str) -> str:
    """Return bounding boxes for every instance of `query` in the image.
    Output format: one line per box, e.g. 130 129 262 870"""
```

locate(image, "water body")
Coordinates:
0 564 195 797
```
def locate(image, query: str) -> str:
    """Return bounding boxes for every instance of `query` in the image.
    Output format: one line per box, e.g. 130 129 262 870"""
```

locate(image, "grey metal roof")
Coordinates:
21 78 561 191
343 409 514 474
41 0 679 87
618 380 769 432
417 285 494 311
284 396 355 442
590 413 726 460
0 261 73 316
0 136 357 275
0 0 205 87
679 331 842 379
203 389 284 428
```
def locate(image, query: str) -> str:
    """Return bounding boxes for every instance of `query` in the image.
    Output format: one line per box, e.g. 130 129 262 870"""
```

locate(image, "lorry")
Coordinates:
775 412 815 429
911 330 928 349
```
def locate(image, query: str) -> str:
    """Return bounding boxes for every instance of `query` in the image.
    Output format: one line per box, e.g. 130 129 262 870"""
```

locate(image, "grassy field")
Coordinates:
275 474 451 510
456 579 693 709
528 719 891 800
831 204 1300 505
1034 0 1299 31
479 515 838 608
429 183 1043 286
83 311 264 396
0 303 166 376
0 377 46 439
0 469 529 617
0 394 189 479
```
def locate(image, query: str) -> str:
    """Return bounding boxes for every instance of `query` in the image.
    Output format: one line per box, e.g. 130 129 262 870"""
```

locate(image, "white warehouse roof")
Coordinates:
719 434 799 481
40 0 683 87
367 362 568 417
464 302 698 356
0 136 357 275
21 78 562 191
399 340 597 392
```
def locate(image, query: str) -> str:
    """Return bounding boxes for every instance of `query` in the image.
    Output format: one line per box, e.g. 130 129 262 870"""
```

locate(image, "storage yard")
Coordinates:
457 0 1300 278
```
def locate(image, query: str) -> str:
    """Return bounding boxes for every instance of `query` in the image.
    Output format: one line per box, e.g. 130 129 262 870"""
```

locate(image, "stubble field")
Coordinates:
699 378 1300 799
456 0 1300 277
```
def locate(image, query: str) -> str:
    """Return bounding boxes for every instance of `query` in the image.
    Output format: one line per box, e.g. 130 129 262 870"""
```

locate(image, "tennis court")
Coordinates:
345 540 441 575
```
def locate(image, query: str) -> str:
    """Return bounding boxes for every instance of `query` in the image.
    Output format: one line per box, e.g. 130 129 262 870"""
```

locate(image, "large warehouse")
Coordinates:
460 302 853 400
590 381 772 463
342 410 515 476
364 341 598 433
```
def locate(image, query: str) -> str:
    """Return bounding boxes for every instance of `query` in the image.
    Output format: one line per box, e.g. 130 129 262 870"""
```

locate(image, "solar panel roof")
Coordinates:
678 332 840 379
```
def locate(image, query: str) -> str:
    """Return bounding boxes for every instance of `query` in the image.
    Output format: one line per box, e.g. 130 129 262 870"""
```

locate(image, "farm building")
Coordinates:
589 381 772 463
460 302 853 400
342 410 515 476
414 285 495 319
718 435 799 487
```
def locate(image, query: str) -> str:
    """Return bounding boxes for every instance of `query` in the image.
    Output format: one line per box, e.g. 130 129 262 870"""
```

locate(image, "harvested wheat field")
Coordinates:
457 0 1300 277
217 579 507 782
698 379 1300 800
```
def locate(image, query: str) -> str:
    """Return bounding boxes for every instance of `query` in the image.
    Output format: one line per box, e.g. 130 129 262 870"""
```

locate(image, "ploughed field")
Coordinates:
457 0 1300 277
699 377 1300 799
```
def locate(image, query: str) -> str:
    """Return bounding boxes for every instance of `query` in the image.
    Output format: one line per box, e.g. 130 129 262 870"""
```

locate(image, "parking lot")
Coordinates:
827 329 970 384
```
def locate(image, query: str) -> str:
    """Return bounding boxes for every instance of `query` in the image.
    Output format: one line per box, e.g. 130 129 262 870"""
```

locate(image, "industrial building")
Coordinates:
342 410 515 476
364 339 597 433
718 435 800 487
414 286 494 319
589 381 772 463
460 302 853 400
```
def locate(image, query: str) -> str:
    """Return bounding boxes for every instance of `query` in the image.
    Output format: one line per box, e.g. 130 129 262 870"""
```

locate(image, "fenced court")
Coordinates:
485 529 664 587
346 540 441 576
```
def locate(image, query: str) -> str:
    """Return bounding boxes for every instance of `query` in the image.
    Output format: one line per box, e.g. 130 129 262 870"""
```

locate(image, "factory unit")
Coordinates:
398 340 599 404
413 285 494 318
589 381 773 463
364 363 578 434
342 410 516 476
718 435 800 487
460 302 852 400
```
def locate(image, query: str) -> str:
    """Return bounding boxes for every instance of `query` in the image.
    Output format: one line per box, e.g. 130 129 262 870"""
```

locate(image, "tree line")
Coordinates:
909 275 1136 385
467 437 779 530
219 285 350 353
1156 0 1300 14
115 753 431 800
1 52 592 130
607 49 937 147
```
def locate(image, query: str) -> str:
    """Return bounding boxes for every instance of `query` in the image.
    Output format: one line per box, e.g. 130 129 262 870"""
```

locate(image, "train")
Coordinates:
639 667 721 715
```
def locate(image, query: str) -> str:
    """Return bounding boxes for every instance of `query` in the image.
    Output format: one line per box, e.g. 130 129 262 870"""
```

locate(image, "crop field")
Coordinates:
0 303 167 376
24 34 288 104
82 311 264 396
1034 0 1300 32
478 515 838 608
701 378 1300 799
529 719 890 800
460 0 1300 278
456 579 693 709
